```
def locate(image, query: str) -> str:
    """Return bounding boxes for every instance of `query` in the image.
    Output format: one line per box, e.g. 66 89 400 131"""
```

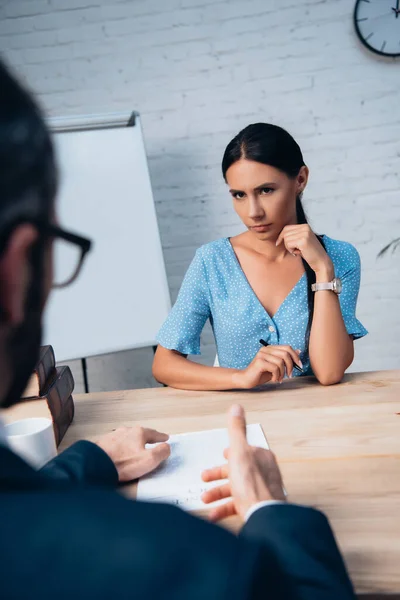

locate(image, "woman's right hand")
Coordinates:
232 345 302 389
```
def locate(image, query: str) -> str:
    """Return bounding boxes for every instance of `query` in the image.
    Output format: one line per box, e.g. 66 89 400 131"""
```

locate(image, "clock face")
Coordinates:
354 0 400 56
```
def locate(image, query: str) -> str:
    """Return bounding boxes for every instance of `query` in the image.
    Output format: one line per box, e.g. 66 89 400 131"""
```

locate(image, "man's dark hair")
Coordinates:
0 58 58 407
0 57 57 240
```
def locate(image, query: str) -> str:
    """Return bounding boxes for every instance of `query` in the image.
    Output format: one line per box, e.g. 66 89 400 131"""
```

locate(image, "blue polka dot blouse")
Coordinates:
157 236 368 375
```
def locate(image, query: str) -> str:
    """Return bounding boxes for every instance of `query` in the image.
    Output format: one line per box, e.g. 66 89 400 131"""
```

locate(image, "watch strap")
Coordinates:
311 282 334 292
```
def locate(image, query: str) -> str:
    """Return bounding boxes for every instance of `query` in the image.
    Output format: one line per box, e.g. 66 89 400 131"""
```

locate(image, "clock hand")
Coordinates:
392 0 400 17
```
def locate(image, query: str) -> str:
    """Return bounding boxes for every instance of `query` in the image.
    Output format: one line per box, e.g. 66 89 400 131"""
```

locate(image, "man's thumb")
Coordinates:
150 442 171 466
228 404 248 449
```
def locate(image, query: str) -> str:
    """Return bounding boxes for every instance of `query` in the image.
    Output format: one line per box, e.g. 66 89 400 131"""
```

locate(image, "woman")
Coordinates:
153 123 367 390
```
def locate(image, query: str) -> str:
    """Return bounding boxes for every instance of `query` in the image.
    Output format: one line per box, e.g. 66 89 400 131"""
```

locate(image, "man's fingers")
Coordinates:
149 442 171 466
201 464 228 482
254 448 286 499
122 443 171 481
201 483 231 505
255 447 280 470
143 428 170 444
223 447 230 460
208 501 237 522
228 405 248 451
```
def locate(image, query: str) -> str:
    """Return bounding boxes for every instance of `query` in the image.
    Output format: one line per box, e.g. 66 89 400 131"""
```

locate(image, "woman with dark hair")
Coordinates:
153 123 367 390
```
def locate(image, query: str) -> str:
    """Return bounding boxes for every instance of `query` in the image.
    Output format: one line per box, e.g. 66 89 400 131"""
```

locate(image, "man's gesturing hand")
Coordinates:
201 405 286 521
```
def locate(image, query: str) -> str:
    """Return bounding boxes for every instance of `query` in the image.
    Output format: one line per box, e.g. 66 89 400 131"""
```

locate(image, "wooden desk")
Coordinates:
3 370 400 596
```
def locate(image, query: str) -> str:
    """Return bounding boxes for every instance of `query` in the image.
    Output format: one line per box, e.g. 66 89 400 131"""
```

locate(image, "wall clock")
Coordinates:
354 0 400 57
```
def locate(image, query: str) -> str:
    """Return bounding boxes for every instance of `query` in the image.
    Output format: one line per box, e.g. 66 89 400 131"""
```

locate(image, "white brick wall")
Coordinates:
1 0 400 391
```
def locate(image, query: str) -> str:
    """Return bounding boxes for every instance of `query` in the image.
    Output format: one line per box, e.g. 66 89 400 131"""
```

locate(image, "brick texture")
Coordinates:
1 0 399 390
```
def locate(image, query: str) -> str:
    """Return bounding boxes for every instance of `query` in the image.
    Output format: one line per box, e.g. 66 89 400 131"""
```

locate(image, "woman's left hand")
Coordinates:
276 224 332 275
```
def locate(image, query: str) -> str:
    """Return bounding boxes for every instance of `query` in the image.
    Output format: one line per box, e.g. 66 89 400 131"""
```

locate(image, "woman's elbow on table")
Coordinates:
152 346 167 384
315 370 345 386
312 343 354 386
314 358 352 385
152 345 182 385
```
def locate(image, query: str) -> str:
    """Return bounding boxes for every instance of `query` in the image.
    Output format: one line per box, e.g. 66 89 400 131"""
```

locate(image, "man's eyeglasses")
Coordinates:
0 219 92 289
48 223 92 288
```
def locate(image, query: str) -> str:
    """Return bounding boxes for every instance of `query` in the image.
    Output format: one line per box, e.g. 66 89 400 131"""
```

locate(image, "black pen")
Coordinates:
259 339 304 374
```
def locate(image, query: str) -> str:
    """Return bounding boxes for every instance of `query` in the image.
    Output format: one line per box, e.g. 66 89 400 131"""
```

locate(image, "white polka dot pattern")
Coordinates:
157 235 368 375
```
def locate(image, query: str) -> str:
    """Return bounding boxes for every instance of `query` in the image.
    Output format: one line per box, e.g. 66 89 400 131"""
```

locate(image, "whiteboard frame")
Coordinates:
48 111 138 133
45 111 171 361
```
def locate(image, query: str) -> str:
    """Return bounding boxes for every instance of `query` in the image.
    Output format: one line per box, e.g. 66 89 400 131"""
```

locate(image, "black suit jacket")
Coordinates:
0 442 355 599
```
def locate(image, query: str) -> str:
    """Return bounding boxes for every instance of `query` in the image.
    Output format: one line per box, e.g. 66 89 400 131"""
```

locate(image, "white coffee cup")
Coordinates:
5 417 57 469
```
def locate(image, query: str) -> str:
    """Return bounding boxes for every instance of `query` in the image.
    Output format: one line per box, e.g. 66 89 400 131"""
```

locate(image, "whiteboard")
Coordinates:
44 113 171 362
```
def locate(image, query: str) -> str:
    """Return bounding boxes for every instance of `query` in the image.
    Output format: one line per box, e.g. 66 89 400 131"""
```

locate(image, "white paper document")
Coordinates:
137 423 269 511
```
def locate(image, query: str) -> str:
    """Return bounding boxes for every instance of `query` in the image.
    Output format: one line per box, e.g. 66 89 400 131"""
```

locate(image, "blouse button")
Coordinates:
268 325 275 333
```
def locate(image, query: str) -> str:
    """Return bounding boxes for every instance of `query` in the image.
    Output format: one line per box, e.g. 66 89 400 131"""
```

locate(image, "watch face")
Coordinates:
354 0 400 57
333 278 343 295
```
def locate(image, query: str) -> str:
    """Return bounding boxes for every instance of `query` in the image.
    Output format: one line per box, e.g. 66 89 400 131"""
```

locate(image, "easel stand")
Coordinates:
81 358 89 393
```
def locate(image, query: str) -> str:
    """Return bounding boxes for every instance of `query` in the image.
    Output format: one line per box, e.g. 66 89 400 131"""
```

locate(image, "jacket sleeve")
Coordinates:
241 504 356 600
40 441 118 488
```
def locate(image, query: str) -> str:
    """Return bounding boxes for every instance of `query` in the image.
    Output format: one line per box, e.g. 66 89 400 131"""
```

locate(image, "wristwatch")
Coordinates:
311 277 342 295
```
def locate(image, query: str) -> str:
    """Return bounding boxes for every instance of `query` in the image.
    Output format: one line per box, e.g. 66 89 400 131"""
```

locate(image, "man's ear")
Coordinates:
0 224 39 326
